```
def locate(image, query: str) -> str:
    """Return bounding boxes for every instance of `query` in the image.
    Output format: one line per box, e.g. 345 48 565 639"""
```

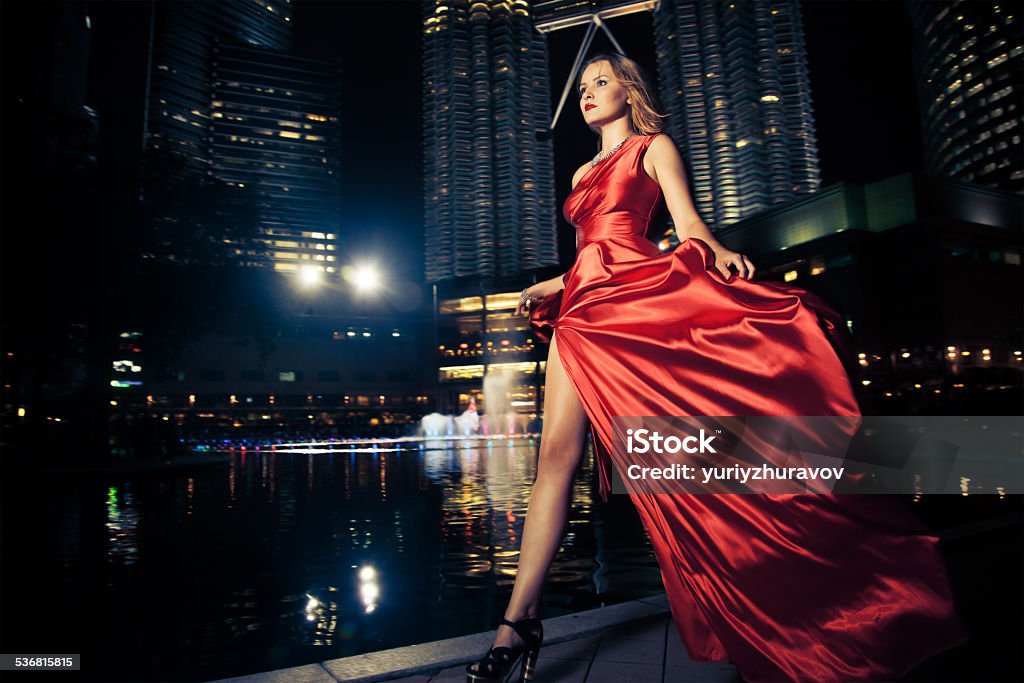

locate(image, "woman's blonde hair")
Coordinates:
579 52 668 142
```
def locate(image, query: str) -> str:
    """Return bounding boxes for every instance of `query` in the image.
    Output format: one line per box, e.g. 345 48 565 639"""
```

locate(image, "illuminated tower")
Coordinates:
906 0 1023 193
422 0 559 283
652 0 821 233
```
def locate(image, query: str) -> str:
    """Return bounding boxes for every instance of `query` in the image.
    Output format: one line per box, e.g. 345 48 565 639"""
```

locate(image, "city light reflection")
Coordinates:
358 565 379 614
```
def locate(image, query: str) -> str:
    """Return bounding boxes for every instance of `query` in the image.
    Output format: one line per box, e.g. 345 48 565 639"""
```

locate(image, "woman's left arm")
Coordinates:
646 134 756 280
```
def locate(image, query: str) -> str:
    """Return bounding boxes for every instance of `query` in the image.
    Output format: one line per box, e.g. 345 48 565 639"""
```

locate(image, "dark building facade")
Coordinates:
142 0 345 274
142 0 292 177
652 0 822 235
210 43 342 274
906 0 1023 194
141 322 431 436
125 269 436 435
719 172 1023 414
422 0 560 283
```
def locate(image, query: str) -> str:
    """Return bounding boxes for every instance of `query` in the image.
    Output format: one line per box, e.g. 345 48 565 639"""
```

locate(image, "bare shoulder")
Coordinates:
644 132 682 182
647 132 680 159
570 161 591 191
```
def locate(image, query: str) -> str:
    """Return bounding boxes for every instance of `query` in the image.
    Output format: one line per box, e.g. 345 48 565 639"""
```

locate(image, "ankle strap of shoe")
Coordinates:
500 617 543 647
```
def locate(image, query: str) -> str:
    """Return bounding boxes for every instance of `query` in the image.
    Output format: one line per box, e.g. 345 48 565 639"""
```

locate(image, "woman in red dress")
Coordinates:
466 53 966 683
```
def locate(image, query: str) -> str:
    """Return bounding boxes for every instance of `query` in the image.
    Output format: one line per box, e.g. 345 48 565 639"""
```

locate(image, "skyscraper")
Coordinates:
141 0 345 273
652 0 821 234
143 0 292 177
422 0 559 284
906 0 1023 193
210 43 342 275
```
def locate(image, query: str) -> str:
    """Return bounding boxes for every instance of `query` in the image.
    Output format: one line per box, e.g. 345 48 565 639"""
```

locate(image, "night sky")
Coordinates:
63 1 923 281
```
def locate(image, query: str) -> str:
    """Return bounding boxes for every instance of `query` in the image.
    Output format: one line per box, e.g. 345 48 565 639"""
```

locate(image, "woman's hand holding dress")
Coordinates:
515 276 565 317
708 244 756 280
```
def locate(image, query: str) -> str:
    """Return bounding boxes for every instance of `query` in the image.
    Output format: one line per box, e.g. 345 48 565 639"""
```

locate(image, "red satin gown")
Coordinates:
529 133 968 682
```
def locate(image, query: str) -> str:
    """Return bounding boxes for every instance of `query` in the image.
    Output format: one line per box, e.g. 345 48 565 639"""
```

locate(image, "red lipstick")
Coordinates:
585 103 596 111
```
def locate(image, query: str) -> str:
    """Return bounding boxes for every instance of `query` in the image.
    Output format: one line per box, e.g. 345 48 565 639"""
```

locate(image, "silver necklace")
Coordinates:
591 133 637 167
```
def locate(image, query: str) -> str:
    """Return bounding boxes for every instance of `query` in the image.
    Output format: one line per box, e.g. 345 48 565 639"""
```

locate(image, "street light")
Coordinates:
299 265 322 287
350 264 380 292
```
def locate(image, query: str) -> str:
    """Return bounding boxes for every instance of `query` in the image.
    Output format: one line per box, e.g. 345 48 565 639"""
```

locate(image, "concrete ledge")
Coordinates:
212 594 671 683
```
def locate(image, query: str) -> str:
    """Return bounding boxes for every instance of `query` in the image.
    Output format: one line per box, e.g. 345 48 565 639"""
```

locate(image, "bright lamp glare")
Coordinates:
299 266 321 286
353 265 380 291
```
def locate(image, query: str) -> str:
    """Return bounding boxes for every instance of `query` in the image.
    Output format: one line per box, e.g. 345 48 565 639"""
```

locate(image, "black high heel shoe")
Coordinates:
465 616 544 682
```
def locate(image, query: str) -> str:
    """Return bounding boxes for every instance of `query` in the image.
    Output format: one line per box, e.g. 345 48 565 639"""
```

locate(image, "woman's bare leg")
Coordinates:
470 331 589 669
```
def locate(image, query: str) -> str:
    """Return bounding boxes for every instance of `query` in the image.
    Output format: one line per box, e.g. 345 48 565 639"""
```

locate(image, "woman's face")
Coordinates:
579 60 630 126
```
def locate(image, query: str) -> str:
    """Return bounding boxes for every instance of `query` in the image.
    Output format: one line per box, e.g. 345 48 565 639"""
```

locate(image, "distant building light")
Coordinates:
784 270 798 282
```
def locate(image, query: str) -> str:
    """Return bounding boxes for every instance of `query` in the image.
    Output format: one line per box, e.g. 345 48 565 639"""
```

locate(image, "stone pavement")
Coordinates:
213 593 741 683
